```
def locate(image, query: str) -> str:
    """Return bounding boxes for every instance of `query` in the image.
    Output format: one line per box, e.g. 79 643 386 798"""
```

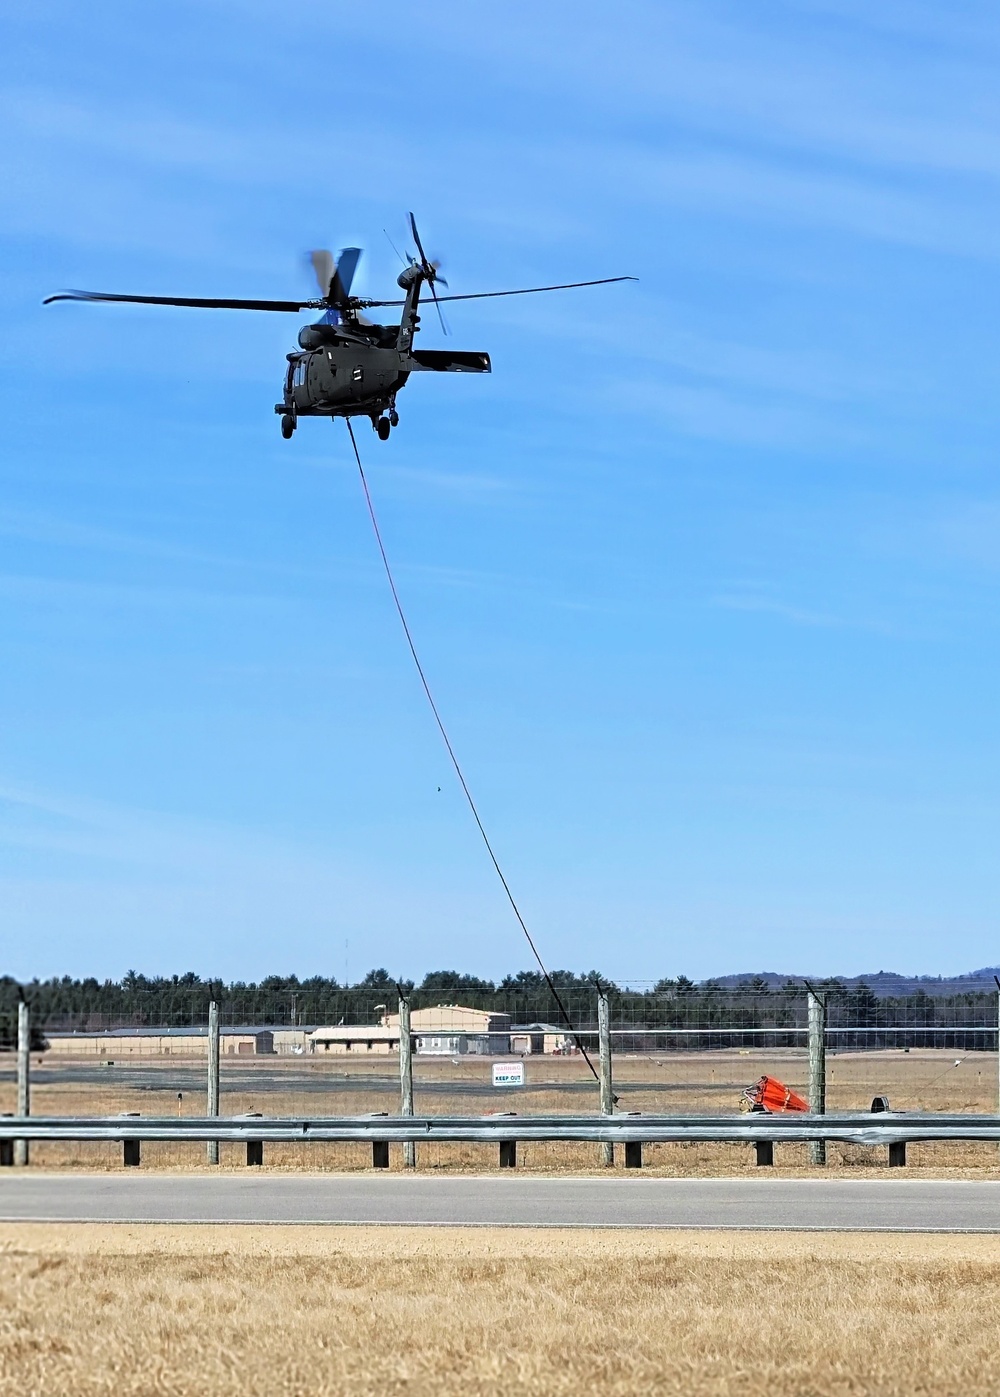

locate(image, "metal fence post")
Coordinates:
369 1112 390 1169
207 1001 220 1165
122 1113 141 1167
807 989 826 1166
14 1000 30 1167
245 1113 263 1167
498 1115 517 1168
624 1112 643 1169
598 988 614 1167
399 994 415 1169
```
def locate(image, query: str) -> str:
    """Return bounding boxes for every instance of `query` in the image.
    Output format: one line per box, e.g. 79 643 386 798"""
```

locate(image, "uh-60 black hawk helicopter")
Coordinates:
44 214 634 442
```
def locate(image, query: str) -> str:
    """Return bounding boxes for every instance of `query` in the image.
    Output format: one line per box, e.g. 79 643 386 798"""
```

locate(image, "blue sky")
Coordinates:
3 1 1000 983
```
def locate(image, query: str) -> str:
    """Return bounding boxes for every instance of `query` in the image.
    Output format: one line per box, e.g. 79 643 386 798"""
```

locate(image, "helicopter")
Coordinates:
44 214 635 441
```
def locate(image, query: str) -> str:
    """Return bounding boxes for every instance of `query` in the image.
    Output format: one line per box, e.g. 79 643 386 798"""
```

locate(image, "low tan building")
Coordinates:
509 1023 573 1055
43 1027 308 1058
308 1025 398 1056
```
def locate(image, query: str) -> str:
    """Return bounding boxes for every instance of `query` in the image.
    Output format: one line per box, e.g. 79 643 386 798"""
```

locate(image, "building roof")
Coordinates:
386 1004 510 1031
309 1024 398 1041
46 1025 296 1039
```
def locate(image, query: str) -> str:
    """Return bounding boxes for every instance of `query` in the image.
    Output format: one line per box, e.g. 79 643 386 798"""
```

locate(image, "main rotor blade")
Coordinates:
359 275 637 308
331 247 362 304
309 250 334 297
44 289 317 312
427 275 638 304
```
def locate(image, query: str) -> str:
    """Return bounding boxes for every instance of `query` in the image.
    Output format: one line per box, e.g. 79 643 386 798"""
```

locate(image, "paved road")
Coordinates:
2 1174 1000 1229
0 1064 724 1098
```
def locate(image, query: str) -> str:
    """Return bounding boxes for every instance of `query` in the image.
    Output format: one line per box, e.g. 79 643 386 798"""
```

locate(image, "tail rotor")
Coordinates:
407 212 449 335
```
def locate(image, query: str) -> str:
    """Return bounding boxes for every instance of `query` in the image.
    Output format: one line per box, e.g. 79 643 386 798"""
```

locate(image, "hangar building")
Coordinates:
310 1004 511 1057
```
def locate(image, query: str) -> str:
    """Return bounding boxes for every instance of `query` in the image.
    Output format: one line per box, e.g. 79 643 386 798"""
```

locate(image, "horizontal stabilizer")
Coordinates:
408 349 491 373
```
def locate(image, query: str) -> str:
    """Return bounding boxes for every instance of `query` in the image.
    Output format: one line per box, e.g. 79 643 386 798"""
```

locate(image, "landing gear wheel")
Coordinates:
389 409 399 428
376 417 391 441
280 414 295 439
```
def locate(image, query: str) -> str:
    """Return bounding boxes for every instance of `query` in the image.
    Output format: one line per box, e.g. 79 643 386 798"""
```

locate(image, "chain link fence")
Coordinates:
4 974 998 1046
3 973 1000 1170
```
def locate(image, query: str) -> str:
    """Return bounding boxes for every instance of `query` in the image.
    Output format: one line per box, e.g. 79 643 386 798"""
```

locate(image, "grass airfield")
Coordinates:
4 1223 1000 1395
3 1047 1000 1175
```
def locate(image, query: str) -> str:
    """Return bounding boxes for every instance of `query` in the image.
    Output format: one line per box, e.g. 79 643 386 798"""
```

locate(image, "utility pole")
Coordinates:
207 1000 220 1165
14 999 30 1167
597 987 614 1167
399 992 415 1169
807 987 826 1167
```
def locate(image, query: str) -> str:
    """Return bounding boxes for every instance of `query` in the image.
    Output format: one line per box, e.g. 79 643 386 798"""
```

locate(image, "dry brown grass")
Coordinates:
4 1049 1000 1174
2 1224 1000 1395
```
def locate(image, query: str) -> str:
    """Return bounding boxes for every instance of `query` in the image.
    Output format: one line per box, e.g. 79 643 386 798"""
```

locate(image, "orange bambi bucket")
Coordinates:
742 1074 809 1113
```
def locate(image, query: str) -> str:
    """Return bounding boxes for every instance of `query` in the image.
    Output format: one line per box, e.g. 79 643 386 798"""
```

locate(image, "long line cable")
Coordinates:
346 419 600 1083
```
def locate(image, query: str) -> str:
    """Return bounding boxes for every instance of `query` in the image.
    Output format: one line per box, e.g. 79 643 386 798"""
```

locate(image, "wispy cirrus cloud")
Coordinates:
712 588 893 634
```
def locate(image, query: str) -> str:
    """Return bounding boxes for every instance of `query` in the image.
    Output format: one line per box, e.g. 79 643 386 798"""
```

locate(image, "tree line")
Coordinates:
1 969 998 1049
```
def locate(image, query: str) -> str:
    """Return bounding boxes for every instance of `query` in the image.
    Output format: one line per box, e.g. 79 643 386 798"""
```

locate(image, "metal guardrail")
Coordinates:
3 1112 1000 1146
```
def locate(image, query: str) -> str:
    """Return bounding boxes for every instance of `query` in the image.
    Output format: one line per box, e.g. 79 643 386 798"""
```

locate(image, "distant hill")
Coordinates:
707 969 1000 998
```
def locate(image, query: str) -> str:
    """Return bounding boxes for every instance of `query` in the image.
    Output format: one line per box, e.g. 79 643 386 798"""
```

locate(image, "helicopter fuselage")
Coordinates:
283 337 410 419
275 318 491 439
